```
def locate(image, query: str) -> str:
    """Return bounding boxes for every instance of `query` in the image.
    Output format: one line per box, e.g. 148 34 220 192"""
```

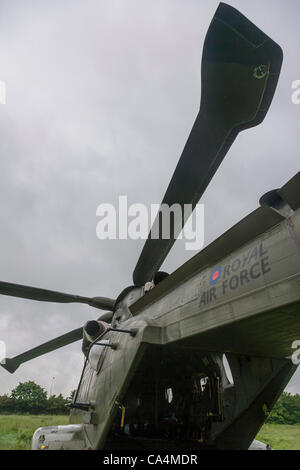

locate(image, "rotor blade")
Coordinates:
1 327 83 374
133 2 283 286
0 281 115 311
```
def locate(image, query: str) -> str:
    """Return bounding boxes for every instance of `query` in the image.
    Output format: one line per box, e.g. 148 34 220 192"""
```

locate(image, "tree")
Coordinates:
47 394 69 414
267 392 300 425
0 394 14 413
10 381 47 414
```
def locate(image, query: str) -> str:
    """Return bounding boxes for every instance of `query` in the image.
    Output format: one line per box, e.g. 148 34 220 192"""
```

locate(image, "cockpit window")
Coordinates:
75 362 94 403
88 340 109 372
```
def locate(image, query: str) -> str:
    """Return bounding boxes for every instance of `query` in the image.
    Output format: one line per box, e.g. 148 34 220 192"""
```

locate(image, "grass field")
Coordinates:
0 415 69 450
0 415 299 450
256 424 300 450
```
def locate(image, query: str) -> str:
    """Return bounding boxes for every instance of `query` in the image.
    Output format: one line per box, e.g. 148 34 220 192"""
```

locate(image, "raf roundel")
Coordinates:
209 268 222 286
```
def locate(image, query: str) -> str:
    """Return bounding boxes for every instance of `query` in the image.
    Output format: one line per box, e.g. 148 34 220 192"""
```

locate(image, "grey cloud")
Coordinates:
0 0 299 397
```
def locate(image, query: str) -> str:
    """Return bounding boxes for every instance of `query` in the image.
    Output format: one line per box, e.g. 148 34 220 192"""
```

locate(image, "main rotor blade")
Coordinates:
0 281 115 311
1 327 83 374
133 2 283 286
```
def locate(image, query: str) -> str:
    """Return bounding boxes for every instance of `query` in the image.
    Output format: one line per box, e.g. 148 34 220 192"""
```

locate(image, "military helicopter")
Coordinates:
1 2 300 450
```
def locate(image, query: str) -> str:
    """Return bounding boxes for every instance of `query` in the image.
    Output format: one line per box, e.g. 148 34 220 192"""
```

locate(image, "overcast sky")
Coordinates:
0 0 299 398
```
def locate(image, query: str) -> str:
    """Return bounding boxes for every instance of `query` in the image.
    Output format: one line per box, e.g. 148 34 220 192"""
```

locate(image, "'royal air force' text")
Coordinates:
199 242 271 307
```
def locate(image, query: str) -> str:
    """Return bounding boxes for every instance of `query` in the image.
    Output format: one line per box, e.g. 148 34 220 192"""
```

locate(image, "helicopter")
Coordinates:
1 2 300 450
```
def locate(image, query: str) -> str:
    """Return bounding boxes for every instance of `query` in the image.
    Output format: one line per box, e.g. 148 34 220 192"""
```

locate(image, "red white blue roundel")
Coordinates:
209 267 222 285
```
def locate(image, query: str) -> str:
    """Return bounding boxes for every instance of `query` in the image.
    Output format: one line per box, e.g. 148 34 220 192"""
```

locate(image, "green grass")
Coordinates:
0 415 69 450
256 423 300 450
0 416 299 450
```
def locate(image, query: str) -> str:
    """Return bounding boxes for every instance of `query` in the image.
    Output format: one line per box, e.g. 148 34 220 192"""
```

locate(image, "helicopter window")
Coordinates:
222 354 234 385
165 388 173 404
200 377 209 392
76 362 95 403
88 340 109 372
